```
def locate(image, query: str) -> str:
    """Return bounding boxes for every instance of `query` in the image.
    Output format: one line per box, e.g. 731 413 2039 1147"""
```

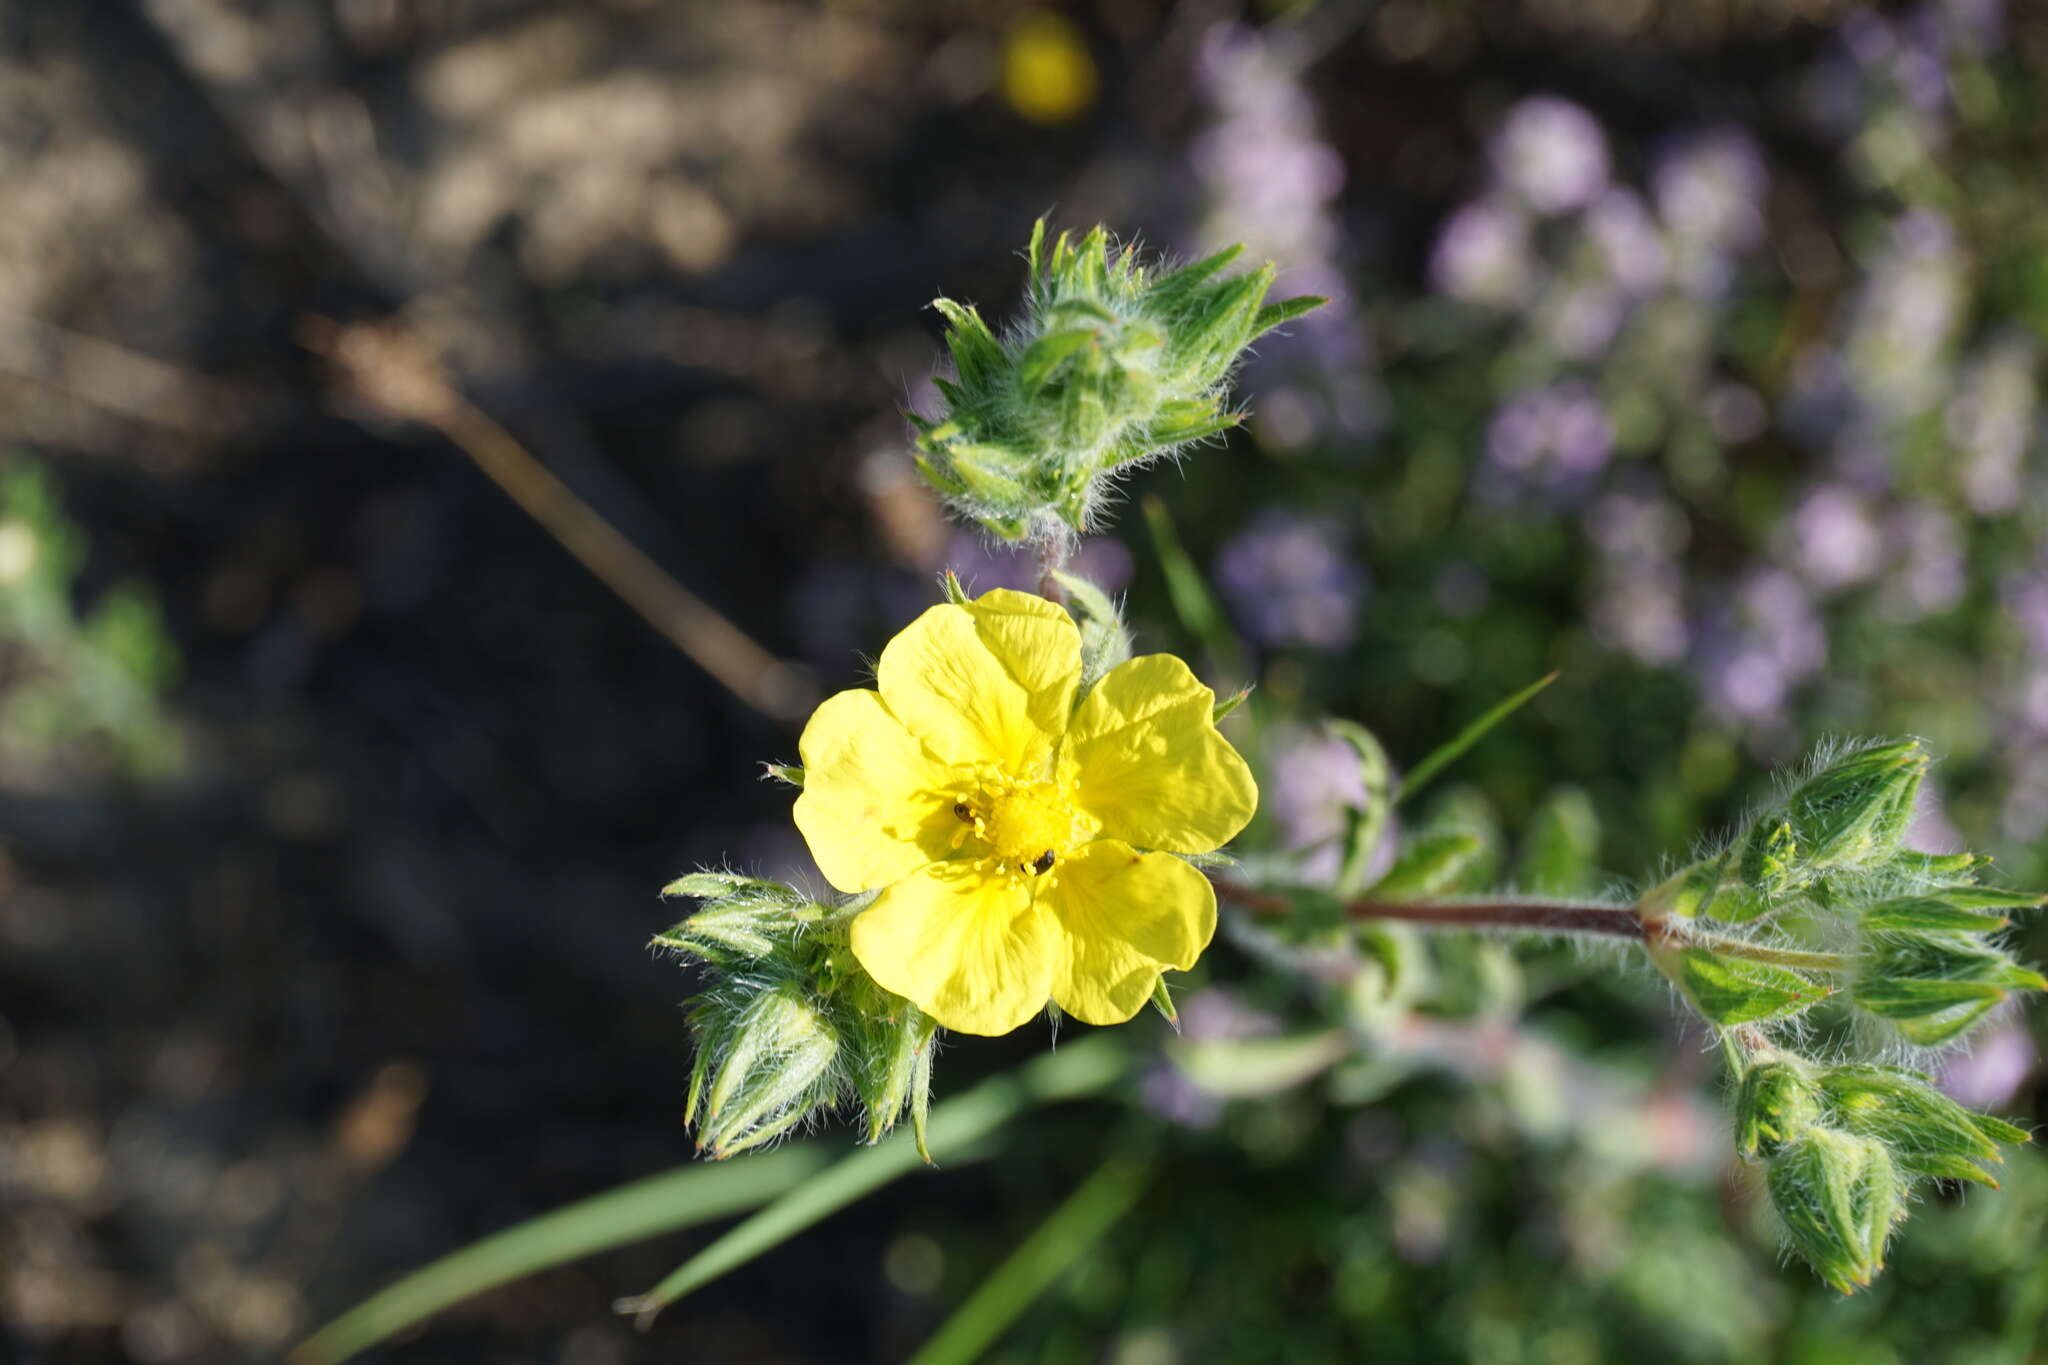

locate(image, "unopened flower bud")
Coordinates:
690 983 842 1159
1851 930 2048 1047
1768 1127 1902 1294
1784 740 1926 873
1735 1057 1822 1159
1818 1063 2029 1187
913 221 1322 542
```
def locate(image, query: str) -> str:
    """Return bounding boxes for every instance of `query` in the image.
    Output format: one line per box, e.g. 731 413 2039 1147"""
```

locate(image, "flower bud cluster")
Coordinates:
911 221 1323 542
656 873 938 1159
1639 739 2045 1048
1732 1050 2031 1293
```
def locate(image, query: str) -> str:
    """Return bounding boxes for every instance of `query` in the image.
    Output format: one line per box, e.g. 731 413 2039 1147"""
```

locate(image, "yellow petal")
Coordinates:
1060 654 1257 853
793 689 960 894
850 860 1058 1036
1044 840 1216 1025
877 589 1079 774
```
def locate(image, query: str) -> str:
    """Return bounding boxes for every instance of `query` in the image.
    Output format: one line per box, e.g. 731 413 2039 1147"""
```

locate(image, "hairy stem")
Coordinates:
1214 883 1647 940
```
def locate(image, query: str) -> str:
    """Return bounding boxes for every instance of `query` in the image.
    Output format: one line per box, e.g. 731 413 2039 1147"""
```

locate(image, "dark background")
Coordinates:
4 2 2045 1362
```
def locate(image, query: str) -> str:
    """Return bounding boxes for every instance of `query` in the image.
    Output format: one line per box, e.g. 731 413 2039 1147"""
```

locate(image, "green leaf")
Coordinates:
1149 245 1245 302
620 1034 1129 1326
1923 885 2044 911
1516 786 1602 896
1326 720 1393 898
1676 948 1829 1025
906 1151 1153 1365
1890 998 2007 1047
1394 672 1558 807
1862 897 2010 934
1367 832 1482 900
932 298 1003 388
1211 684 1252 724
1251 295 1328 337
293 1147 829 1364
1851 975 2008 1019
1141 494 1244 677
1017 327 1099 393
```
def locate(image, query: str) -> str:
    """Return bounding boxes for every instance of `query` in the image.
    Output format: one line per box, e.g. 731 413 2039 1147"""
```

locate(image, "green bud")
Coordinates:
847 995 939 1149
1767 1128 1902 1294
1637 857 1728 923
653 873 811 964
1817 1064 2024 1186
1737 818 1806 901
1783 740 1927 873
1851 931 2048 1046
691 983 842 1159
914 220 1322 541
1735 1058 1823 1158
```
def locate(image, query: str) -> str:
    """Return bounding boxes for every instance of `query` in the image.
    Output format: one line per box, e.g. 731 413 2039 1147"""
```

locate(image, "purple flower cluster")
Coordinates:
1189 23 1378 443
1213 509 1365 651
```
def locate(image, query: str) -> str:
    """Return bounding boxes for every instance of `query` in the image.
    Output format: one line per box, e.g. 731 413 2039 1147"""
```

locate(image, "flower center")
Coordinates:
954 769 1083 885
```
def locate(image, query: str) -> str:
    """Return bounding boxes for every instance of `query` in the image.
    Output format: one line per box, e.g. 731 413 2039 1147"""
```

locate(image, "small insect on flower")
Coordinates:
793 588 1257 1035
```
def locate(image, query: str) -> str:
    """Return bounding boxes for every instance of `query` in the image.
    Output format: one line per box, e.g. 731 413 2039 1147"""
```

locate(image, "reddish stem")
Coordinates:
1214 881 1647 941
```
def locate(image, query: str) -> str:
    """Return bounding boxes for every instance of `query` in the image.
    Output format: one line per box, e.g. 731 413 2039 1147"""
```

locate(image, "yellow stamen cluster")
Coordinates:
952 767 1086 889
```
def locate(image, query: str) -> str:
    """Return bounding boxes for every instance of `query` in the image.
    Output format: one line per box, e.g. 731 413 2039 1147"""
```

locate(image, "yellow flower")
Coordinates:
793 588 1256 1036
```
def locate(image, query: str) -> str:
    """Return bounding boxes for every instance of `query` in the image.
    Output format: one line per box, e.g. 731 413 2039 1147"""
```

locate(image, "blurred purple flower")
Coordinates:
1139 987 1280 1128
940 530 1132 598
1265 727 1368 854
1653 127 1767 254
1780 484 1883 593
1481 383 1612 503
1585 489 1693 663
1491 95 1609 216
1430 196 1535 308
1190 23 1379 440
1694 569 1826 725
1845 209 1962 416
1214 510 1365 649
1948 332 2038 515
1936 1019 2037 1109
1584 189 1669 295
1878 504 1965 621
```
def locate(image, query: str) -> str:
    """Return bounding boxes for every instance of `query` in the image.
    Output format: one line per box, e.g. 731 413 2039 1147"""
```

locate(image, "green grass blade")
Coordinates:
905 1149 1153 1365
293 1145 829 1364
1141 494 1245 677
621 1033 1130 1327
1394 672 1558 808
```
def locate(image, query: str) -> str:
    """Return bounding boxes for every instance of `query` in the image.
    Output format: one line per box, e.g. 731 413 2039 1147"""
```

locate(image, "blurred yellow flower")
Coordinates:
1000 11 1097 127
794 588 1255 1036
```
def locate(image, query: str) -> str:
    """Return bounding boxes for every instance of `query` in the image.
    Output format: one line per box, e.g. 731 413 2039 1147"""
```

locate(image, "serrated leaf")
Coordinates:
1862 897 2010 934
1367 832 1482 900
1676 948 1829 1024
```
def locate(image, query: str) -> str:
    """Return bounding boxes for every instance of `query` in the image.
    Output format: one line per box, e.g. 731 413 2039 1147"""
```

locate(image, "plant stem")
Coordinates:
1213 883 1647 940
1216 882 1852 972
1036 539 1070 604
